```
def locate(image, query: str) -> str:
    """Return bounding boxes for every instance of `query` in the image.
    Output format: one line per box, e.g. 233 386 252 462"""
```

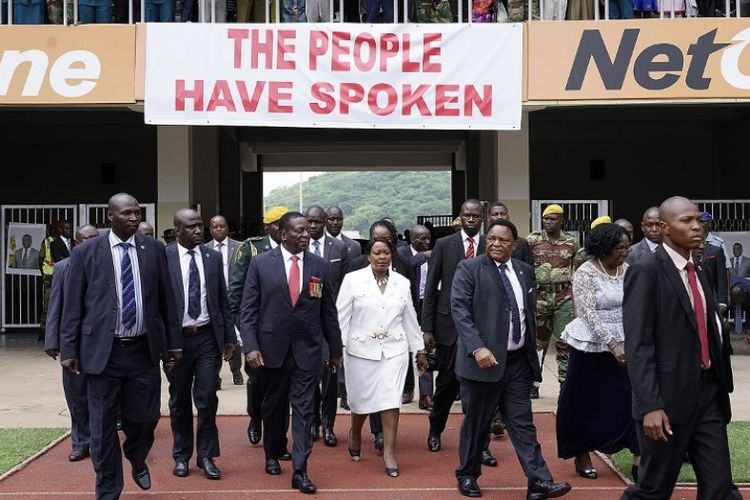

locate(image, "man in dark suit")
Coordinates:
695 237 729 309
305 205 349 447
489 201 534 266
623 196 735 499
326 205 362 260
422 199 490 457
166 209 236 480
50 220 74 263
228 206 289 448
451 219 571 499
60 193 182 500
626 206 662 265
209 214 243 386
240 211 343 494
398 224 433 408
44 224 99 462
730 243 750 277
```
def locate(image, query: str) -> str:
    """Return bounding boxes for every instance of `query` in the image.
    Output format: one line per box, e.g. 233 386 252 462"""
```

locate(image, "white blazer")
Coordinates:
337 266 425 361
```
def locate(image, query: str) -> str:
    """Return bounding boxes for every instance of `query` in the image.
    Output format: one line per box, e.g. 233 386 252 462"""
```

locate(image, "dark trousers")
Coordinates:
447 0 468 20
456 351 553 483
429 342 460 435
86 337 160 500
312 366 338 430
260 351 318 472
245 363 263 422
62 368 90 452
622 372 732 500
229 347 243 377
114 0 140 21
166 329 222 462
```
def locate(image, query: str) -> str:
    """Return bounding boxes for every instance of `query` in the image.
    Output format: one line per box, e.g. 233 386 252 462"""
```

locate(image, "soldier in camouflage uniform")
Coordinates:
227 206 288 449
507 0 538 21
414 0 452 22
527 204 582 397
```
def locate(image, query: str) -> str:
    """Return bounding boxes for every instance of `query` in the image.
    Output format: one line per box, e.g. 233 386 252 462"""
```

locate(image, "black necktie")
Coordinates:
498 263 522 343
188 250 201 320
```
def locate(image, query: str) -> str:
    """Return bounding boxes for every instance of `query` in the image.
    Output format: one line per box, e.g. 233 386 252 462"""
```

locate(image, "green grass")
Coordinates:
610 421 750 483
0 428 67 475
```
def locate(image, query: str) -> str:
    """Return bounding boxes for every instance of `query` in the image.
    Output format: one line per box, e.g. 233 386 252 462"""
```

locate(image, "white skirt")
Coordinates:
344 350 409 414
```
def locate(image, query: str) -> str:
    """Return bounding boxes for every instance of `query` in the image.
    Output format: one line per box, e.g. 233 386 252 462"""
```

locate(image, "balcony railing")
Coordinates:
0 0 745 26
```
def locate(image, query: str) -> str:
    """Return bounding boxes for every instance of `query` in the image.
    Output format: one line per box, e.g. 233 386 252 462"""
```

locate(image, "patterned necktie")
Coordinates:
466 238 475 259
22 249 28 267
313 240 321 257
188 250 201 320
685 262 710 369
289 255 301 306
498 263 522 343
120 242 136 330
735 258 740 274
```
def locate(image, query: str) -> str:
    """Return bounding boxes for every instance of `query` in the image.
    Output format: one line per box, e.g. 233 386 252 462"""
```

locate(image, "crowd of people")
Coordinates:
42 192 742 499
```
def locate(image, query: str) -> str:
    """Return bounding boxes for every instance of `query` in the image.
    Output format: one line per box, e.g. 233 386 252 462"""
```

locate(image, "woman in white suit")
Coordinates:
337 236 427 477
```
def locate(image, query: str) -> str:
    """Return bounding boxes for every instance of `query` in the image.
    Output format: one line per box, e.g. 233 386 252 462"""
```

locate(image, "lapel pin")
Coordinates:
140 245 145 250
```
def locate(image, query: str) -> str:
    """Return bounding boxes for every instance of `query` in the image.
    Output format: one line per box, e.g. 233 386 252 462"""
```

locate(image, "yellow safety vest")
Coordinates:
41 236 55 276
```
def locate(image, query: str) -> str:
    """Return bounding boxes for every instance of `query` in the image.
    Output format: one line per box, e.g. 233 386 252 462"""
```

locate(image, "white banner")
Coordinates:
145 23 522 130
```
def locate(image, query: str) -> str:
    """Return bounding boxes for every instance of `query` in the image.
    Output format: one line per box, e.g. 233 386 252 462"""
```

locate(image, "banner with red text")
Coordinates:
144 23 522 130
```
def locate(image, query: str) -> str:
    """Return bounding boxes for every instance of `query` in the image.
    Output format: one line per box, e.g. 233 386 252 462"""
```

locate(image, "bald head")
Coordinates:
174 208 204 249
409 224 431 252
174 208 200 227
75 225 98 244
640 205 663 244
614 219 634 242
658 196 703 256
137 222 154 238
107 192 141 240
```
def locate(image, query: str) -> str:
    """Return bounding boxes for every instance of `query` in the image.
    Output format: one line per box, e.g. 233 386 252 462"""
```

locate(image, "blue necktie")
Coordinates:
313 240 321 257
188 250 201 320
120 242 136 330
498 263 522 343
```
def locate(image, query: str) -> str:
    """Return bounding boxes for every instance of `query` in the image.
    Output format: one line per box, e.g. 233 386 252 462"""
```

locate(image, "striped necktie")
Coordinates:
188 250 201 320
119 243 136 330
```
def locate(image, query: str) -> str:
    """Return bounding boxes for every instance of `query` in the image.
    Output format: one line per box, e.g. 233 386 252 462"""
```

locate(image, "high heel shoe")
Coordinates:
347 429 360 462
385 467 399 477
631 465 639 483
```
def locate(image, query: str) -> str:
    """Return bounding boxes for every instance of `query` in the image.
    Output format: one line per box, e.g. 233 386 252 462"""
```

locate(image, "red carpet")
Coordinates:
0 412 738 499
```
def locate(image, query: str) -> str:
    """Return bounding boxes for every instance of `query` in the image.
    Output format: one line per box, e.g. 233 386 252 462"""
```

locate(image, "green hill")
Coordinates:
263 171 452 236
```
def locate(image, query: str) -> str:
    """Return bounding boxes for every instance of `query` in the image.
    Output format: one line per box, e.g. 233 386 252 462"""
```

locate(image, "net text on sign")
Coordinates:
146 23 522 130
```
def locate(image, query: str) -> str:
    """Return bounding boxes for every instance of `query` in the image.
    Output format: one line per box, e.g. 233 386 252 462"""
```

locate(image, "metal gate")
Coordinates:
79 204 156 229
1 205 78 330
531 200 611 245
694 200 750 232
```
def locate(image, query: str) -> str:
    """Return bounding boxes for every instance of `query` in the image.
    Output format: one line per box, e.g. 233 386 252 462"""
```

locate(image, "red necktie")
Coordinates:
466 238 475 259
289 255 301 307
685 261 711 369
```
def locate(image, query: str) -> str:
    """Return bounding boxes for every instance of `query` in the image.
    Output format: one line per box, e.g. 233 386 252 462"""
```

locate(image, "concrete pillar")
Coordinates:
157 126 191 236
191 127 220 223
497 111 531 236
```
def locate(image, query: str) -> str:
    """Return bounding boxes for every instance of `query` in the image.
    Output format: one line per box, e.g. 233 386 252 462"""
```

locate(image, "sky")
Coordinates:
263 172 324 197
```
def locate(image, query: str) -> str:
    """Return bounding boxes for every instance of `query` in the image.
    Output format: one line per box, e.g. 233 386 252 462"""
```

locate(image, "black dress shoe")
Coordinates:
481 450 498 467
427 433 441 452
232 372 244 385
340 398 350 410
457 477 482 497
247 420 262 445
311 425 321 441
401 390 414 404
323 428 337 447
265 458 281 475
575 466 597 479
131 463 151 490
279 450 292 461
373 432 384 452
526 479 572 499
173 460 189 477
291 471 317 494
529 386 540 399
198 458 221 480
68 448 89 462
385 467 400 477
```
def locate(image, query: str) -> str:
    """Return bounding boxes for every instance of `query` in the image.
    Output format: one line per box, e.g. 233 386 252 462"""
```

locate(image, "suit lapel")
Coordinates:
167 245 185 317
301 252 314 302
100 232 118 305
271 248 293 307
482 255 506 297
655 248 698 332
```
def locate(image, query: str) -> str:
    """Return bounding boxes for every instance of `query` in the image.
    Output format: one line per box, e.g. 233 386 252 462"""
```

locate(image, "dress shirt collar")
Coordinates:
280 244 304 262
662 242 693 271
177 242 200 258
311 235 326 252
327 231 343 241
269 238 279 249
109 231 136 249
460 230 479 247
212 238 227 247
411 245 418 256
645 239 659 253
495 257 516 273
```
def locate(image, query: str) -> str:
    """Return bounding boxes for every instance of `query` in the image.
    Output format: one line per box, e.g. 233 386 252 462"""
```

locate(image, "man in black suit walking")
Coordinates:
44 224 99 463
305 205 349 447
623 196 735 499
325 205 361 260
240 211 343 494
626 207 662 265
60 193 182 500
451 219 571 499
50 220 74 262
488 201 534 266
166 209 236 480
422 199 497 466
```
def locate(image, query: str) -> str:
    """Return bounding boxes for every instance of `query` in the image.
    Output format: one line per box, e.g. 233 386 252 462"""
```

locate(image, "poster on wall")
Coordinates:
5 223 46 276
